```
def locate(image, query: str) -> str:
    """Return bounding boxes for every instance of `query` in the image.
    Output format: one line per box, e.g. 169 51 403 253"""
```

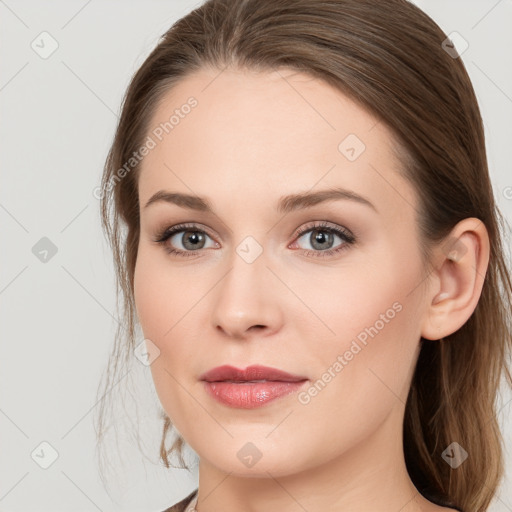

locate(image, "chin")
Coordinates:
197 440 311 478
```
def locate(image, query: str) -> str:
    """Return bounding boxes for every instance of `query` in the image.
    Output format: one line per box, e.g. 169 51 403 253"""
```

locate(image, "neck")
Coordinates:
194 404 431 512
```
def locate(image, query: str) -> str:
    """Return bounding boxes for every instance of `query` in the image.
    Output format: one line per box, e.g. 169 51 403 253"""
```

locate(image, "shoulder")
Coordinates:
160 488 198 512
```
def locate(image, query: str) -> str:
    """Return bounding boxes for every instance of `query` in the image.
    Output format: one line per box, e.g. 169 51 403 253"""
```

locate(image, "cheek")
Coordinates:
281 252 416 350
283 272 422 465
133 248 205 423
134 246 197 341
289 249 423 405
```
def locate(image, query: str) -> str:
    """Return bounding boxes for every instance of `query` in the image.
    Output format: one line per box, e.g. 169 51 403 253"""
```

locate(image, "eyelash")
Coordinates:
152 221 356 259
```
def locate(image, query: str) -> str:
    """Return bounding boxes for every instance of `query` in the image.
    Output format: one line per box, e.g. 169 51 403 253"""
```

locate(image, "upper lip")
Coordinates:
199 365 308 383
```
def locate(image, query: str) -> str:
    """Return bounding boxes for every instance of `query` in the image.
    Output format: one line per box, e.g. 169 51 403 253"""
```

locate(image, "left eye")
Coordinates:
293 226 352 252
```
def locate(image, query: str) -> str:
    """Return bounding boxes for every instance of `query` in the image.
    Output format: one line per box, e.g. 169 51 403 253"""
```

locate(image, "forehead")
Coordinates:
146 66 381 163
138 66 415 219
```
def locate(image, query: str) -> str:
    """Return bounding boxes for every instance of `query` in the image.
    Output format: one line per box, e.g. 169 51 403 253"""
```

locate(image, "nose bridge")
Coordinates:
210 237 281 337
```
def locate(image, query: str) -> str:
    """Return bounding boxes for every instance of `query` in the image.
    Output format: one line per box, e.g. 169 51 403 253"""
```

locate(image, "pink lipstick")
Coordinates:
200 365 308 409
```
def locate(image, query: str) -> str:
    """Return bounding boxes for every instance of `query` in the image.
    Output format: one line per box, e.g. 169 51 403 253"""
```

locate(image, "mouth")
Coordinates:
219 379 283 383
199 365 308 408
199 364 308 383
202 380 308 408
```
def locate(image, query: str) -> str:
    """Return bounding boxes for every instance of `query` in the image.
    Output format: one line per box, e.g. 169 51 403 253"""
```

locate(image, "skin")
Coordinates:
133 66 489 512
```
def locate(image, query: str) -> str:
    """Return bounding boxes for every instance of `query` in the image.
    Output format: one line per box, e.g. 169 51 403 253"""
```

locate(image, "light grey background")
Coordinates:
1 1 511 511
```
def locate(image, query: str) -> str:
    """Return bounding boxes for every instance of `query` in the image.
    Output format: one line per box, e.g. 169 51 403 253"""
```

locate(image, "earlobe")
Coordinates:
421 218 490 341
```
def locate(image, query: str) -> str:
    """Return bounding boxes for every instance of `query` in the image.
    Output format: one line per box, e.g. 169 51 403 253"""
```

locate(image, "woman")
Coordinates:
95 1 512 511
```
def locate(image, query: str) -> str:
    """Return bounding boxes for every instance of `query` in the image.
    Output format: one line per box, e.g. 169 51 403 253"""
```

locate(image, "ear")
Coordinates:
421 217 490 341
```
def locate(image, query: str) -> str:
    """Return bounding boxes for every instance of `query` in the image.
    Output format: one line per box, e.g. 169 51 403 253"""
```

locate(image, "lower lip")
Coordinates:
203 380 307 408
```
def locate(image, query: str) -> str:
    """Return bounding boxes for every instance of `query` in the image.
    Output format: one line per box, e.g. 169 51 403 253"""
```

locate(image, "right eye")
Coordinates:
154 223 218 257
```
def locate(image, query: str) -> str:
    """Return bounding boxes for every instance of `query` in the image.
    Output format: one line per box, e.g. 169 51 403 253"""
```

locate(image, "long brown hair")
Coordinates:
95 1 512 510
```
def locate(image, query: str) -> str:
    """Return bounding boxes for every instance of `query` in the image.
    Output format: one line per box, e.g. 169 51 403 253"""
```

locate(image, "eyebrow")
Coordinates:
143 187 377 214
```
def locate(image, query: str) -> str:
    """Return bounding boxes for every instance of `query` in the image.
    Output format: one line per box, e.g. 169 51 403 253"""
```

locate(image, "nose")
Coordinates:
210 249 284 340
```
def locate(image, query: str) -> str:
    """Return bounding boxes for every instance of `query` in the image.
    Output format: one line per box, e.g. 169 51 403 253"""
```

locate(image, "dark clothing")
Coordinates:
161 489 198 512
162 488 464 512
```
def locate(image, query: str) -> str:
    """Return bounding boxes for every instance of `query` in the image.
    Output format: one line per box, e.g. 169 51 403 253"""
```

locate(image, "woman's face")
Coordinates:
134 66 430 477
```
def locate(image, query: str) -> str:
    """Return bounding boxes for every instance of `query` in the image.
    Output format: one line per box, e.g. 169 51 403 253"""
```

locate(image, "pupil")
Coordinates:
312 230 333 250
184 231 204 250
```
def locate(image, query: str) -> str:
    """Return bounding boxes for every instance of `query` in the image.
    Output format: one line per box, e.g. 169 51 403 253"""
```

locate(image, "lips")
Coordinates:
200 365 309 409
199 364 307 383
